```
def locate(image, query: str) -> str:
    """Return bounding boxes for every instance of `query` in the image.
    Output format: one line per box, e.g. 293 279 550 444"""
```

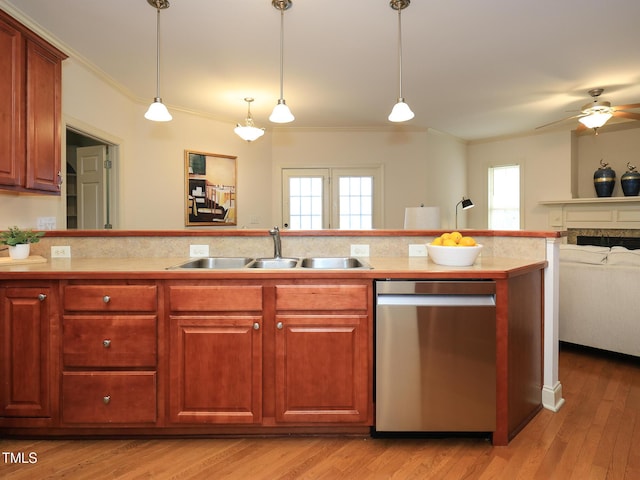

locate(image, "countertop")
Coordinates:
0 256 547 280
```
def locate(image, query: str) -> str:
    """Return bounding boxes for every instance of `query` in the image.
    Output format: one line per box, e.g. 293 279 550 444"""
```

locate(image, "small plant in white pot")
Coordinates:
1 226 44 260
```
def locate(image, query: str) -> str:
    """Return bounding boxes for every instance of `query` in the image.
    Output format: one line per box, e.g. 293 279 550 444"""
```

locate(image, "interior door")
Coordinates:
76 145 105 229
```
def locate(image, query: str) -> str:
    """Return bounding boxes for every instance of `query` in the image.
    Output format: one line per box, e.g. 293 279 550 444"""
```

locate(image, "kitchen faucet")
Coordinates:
269 226 282 258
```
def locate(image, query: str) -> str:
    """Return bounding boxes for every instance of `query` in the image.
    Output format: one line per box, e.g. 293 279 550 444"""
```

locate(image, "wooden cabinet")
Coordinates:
274 284 371 424
0 10 66 194
0 283 56 418
60 282 158 425
167 284 264 424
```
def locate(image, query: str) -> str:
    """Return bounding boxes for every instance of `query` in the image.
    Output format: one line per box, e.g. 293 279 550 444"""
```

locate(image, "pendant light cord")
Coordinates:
278 7 285 101
155 6 161 98
397 7 403 100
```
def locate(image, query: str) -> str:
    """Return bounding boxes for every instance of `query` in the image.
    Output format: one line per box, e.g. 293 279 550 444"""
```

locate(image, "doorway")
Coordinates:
65 128 117 229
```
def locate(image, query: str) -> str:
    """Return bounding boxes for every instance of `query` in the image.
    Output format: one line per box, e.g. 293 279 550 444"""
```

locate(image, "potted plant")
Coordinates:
1 226 44 260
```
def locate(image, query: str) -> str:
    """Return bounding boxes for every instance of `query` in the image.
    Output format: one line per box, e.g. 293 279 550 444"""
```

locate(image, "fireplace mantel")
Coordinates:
539 197 640 230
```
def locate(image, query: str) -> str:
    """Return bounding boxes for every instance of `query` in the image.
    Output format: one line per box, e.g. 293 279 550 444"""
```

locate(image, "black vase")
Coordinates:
621 163 640 196
593 160 616 197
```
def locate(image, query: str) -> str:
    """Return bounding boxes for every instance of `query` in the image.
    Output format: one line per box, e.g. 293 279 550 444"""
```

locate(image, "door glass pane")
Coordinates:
288 176 324 230
489 165 520 230
338 176 373 230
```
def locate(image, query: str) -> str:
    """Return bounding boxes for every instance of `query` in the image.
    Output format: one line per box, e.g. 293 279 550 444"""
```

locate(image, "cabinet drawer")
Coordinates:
169 285 262 312
276 285 369 311
64 285 157 312
62 372 156 424
63 315 157 367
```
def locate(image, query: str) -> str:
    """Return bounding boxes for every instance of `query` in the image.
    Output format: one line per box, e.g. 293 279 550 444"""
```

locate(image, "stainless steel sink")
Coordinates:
168 257 255 269
248 258 299 269
300 257 371 269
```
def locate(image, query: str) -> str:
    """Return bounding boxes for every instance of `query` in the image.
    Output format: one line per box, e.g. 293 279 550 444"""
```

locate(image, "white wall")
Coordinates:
467 130 573 230
271 128 467 229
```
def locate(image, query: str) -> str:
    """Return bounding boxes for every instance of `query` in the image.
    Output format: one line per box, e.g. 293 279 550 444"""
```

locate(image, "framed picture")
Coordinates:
185 150 237 226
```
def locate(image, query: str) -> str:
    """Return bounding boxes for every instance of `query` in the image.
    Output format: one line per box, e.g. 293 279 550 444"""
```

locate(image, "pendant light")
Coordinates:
144 0 172 122
234 98 265 142
269 0 295 123
388 0 414 123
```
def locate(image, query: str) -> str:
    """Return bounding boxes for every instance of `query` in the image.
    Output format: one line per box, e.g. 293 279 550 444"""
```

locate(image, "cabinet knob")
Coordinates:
103 395 111 405
103 339 111 348
103 295 111 303
253 322 260 330
57 170 63 188
38 293 47 301
276 322 283 330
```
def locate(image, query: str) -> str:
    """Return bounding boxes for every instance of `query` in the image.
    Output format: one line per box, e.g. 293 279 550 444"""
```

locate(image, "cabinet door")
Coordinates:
0 15 24 187
0 286 52 417
274 314 370 424
25 38 62 193
169 315 262 424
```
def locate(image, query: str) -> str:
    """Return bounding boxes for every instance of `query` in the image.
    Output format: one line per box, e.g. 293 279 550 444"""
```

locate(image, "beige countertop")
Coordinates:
0 256 547 280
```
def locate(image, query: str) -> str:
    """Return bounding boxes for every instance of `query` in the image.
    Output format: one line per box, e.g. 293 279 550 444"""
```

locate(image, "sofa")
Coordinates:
559 244 640 357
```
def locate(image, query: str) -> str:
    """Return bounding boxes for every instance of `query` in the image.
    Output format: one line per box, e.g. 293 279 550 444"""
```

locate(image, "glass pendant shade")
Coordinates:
388 99 415 122
234 125 265 142
145 97 172 122
269 100 295 123
578 111 613 129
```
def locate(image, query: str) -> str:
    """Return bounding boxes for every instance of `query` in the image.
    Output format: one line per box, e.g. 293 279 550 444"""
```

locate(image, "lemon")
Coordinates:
450 231 462 244
443 239 458 246
431 237 443 245
459 236 476 246
440 232 452 241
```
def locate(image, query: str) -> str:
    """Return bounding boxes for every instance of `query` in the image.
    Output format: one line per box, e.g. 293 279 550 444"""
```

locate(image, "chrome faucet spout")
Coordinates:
269 226 282 258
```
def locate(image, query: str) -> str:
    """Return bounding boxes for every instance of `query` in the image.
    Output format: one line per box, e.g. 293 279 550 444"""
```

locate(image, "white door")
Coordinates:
76 145 105 229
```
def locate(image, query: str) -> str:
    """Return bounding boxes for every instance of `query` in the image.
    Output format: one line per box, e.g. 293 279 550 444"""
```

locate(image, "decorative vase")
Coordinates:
621 162 640 196
8 243 30 260
593 159 616 197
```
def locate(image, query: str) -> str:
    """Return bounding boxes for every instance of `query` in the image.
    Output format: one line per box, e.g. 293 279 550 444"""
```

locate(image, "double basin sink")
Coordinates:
168 256 371 270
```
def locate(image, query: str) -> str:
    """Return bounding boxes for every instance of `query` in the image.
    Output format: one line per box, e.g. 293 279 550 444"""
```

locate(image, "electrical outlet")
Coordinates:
51 246 71 258
189 244 209 257
350 244 370 257
37 216 56 230
408 244 427 257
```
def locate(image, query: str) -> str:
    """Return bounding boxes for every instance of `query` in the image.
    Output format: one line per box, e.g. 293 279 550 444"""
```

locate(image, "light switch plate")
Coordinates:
51 246 71 258
350 244 370 257
189 245 209 257
408 244 427 257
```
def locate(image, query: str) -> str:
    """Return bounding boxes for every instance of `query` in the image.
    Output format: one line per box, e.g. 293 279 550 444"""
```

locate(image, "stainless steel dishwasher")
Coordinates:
374 280 496 434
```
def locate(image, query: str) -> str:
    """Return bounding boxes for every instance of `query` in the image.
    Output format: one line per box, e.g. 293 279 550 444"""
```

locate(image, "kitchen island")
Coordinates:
0 242 548 446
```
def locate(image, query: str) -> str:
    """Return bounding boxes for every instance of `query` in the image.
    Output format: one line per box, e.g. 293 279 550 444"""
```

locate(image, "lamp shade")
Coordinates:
144 98 172 122
269 100 295 123
460 198 474 210
234 124 265 142
404 206 440 229
388 100 415 122
578 111 613 129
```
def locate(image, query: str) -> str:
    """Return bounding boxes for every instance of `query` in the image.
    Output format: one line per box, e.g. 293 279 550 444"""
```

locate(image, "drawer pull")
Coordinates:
253 322 260 330
103 295 111 303
103 339 111 348
103 395 111 405
276 321 283 330
38 293 47 301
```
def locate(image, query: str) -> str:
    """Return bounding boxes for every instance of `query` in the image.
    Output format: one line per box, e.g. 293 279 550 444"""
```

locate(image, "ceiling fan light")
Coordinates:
145 98 172 122
388 99 415 122
579 111 612 129
269 100 295 123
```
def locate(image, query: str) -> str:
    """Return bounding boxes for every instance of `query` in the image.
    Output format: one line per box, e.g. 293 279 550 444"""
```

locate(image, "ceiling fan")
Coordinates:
537 88 640 133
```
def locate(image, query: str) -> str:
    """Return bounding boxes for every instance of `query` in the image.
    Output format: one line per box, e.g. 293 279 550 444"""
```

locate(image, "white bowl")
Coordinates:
426 244 483 267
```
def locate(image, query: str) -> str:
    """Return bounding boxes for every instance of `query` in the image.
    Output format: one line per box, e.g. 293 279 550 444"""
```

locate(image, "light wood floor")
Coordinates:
1 344 639 480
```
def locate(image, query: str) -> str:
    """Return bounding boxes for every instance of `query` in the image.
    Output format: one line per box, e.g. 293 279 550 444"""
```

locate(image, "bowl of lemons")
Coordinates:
426 232 482 266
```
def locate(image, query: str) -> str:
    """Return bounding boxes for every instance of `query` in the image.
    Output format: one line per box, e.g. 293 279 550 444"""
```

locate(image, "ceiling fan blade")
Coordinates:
613 111 640 121
614 103 640 110
535 114 583 130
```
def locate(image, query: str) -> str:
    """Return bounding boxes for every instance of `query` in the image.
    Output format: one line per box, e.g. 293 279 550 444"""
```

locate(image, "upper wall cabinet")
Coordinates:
0 10 66 195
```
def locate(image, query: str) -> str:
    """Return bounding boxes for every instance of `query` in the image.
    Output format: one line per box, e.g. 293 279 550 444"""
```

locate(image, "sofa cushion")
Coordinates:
559 244 610 264
607 246 640 266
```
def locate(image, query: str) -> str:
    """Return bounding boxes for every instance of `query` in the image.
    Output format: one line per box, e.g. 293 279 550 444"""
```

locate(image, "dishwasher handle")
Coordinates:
376 294 495 307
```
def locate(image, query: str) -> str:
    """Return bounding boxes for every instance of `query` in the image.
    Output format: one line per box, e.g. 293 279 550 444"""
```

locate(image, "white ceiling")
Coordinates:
3 0 640 141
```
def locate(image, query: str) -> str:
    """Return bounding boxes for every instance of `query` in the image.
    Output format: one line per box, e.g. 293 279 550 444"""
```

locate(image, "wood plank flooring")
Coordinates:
1 344 639 479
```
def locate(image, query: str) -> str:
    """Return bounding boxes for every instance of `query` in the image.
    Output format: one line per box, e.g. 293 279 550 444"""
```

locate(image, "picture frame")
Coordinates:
185 150 237 226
